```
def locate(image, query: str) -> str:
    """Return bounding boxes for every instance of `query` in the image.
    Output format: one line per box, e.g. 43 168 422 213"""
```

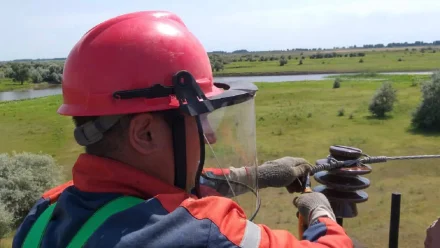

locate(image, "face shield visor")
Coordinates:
199 97 260 219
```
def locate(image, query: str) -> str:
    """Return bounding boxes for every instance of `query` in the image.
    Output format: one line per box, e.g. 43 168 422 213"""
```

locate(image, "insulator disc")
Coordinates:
313 185 369 203
314 171 370 191
329 145 363 159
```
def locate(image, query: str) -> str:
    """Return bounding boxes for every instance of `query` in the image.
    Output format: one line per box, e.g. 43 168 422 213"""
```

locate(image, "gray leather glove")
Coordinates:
294 192 336 225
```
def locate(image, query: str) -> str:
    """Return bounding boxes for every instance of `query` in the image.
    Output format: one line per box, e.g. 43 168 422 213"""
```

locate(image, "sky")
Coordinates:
1 0 440 61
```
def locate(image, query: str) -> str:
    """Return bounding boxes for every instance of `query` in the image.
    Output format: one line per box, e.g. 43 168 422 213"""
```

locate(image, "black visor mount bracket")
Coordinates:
172 71 214 116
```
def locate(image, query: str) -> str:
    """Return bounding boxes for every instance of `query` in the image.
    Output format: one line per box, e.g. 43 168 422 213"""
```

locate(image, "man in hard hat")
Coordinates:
425 218 440 247
12 11 352 248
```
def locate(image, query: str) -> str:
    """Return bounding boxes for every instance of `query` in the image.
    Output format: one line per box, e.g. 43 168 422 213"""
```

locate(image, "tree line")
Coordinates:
0 61 64 84
210 40 440 54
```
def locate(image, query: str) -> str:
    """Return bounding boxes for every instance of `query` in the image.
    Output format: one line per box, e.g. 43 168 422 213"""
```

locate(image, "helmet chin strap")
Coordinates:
170 113 205 197
194 115 206 198
171 113 187 190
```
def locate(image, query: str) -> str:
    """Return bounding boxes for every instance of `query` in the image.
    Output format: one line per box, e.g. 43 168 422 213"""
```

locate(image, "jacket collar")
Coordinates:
72 153 193 200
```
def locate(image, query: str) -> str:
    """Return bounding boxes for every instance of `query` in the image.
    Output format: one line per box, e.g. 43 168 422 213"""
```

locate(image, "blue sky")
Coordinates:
1 0 440 61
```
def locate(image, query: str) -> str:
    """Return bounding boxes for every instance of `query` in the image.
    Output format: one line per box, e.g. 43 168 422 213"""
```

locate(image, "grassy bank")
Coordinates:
1 74 440 247
213 49 440 76
0 96 82 179
0 78 57 92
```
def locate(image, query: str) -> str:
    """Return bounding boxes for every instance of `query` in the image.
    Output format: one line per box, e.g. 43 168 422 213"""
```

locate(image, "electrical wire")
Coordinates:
311 154 440 175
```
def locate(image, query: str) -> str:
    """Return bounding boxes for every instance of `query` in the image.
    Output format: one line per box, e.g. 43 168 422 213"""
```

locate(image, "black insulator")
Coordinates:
312 145 372 219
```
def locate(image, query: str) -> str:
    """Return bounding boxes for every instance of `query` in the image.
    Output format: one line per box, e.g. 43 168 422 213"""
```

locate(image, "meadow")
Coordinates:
1 74 440 247
211 48 440 76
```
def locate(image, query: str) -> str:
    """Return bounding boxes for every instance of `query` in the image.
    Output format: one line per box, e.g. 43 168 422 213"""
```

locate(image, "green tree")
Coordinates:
213 61 224 72
4 67 14 78
9 63 30 84
368 82 397 117
411 71 440 131
29 69 43 84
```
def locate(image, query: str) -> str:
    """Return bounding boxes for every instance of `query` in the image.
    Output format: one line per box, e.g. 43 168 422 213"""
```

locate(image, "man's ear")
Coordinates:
128 113 156 155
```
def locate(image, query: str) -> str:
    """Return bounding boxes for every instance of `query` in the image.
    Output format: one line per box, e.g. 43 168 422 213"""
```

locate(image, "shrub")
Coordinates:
333 78 341 88
0 152 62 227
398 58 403 62
368 82 397 117
411 79 418 87
279 59 288 66
29 69 43 84
411 71 440 131
298 59 303 65
338 108 345 116
359 59 364 63
0 203 13 238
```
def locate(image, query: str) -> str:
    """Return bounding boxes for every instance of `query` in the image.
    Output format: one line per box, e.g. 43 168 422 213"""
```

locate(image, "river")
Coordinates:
0 71 432 102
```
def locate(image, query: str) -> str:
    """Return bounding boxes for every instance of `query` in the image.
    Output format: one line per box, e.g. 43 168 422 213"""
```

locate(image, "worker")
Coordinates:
12 11 353 248
425 218 440 247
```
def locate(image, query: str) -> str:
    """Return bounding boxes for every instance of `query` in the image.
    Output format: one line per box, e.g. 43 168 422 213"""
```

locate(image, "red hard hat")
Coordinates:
57 11 223 116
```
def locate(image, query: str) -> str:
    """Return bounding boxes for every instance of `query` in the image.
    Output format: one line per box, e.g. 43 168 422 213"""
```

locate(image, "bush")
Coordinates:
411 79 418 87
333 78 341 88
359 59 364 63
298 59 303 65
411 71 440 131
338 108 345 116
279 59 288 66
368 82 397 117
0 152 62 228
398 58 403 62
29 69 43 84
0 203 12 238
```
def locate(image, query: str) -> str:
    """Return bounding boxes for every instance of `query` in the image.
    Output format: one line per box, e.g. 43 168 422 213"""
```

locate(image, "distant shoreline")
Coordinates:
213 69 435 77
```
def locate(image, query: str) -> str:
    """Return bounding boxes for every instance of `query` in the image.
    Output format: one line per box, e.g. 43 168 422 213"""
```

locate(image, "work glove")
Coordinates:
228 157 313 192
293 192 336 226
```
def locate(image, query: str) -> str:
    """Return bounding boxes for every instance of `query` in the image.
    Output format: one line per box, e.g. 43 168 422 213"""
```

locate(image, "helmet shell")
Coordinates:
58 11 222 116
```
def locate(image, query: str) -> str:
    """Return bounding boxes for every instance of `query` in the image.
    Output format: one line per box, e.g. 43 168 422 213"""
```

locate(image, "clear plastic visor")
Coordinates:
199 98 259 219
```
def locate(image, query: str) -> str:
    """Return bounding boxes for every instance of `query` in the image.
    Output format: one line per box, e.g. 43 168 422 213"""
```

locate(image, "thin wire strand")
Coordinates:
204 134 239 202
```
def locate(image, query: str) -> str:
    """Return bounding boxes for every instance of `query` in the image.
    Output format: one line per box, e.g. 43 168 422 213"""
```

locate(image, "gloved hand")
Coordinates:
293 192 336 226
228 157 313 192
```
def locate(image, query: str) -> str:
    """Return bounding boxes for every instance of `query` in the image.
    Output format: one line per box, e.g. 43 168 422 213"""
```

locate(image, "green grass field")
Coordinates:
0 78 54 92
213 49 440 76
1 74 440 247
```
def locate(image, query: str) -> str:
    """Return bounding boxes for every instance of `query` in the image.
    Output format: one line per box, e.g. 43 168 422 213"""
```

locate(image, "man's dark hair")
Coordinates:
72 110 178 157
72 115 134 157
